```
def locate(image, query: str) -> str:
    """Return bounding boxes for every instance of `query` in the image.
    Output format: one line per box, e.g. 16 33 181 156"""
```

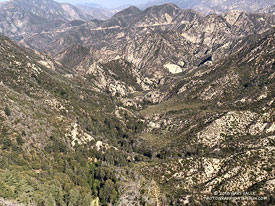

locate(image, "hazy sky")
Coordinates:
0 0 150 8
58 0 149 8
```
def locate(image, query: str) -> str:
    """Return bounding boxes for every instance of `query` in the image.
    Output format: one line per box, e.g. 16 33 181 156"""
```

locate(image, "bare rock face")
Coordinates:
76 4 114 20
174 30 275 107
0 0 92 41
0 198 24 206
258 4 275 14
193 0 275 14
14 3 273 103
19 4 274 75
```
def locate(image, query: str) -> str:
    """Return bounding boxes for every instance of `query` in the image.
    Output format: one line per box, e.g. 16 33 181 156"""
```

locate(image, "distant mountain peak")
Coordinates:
146 2 180 10
139 0 275 14
15 0 55 4
144 2 181 14
0 0 92 40
75 3 104 9
113 6 142 18
162 2 180 8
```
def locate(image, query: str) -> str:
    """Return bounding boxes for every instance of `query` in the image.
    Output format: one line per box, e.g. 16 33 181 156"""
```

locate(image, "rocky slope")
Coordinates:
1 22 274 206
194 0 275 14
140 0 275 14
0 35 143 206
173 29 275 107
259 5 275 15
20 3 274 96
121 29 275 206
0 0 92 41
0 1 274 206
76 3 118 20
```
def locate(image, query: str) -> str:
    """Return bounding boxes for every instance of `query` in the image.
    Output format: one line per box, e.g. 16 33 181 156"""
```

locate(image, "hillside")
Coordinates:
0 35 146 206
0 0 92 41
0 25 274 206
0 1 274 206
19 4 274 94
140 0 275 14
105 30 274 205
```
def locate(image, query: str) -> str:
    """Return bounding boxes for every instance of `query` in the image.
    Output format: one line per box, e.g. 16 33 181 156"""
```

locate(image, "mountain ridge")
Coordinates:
0 0 93 40
139 0 275 14
18 4 273 84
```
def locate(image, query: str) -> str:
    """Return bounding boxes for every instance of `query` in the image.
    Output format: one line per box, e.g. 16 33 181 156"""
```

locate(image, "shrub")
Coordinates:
0 137 12 150
16 136 25 145
4 105 11 116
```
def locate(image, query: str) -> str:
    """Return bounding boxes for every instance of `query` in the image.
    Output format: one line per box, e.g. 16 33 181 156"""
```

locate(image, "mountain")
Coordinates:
258 4 275 15
55 44 90 69
113 6 142 17
76 3 115 20
75 3 136 20
1 28 274 206
174 29 275 108
20 4 275 83
78 0 275 20
0 0 92 41
76 2 104 9
0 1 275 205
194 0 275 14
0 34 144 206
140 0 275 14
2 2 274 105
129 30 275 205
139 0 202 10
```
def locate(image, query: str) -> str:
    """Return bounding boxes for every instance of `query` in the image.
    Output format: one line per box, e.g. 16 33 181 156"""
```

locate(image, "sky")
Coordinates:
0 0 150 8
57 0 149 8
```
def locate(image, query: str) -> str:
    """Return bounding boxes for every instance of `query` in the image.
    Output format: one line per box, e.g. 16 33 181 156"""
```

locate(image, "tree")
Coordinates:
79 193 93 206
68 189 80 206
1 137 12 150
99 179 118 204
4 105 11 116
16 136 25 145
92 179 100 196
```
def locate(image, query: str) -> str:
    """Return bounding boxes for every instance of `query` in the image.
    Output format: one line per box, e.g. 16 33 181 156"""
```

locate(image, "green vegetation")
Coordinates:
139 98 206 117
100 60 142 92
4 105 11 116
0 36 126 205
0 29 274 206
0 139 119 206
